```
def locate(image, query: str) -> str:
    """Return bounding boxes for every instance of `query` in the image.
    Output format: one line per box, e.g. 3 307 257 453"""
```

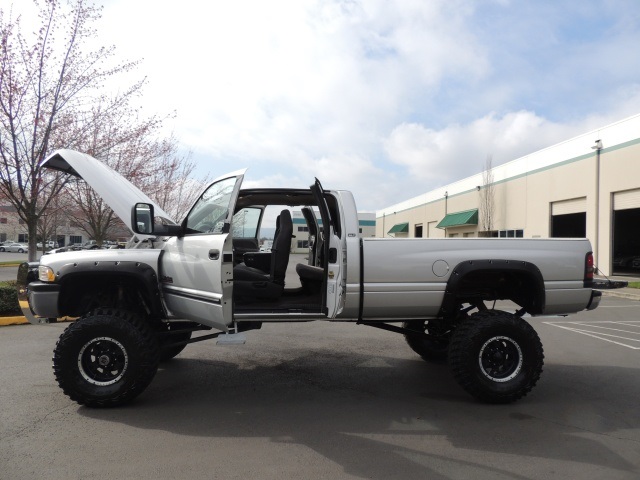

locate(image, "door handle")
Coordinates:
209 249 220 260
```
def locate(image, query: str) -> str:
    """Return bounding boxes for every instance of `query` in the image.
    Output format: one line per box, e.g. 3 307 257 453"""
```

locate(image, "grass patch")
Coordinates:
0 280 20 315
627 282 640 289
0 261 22 266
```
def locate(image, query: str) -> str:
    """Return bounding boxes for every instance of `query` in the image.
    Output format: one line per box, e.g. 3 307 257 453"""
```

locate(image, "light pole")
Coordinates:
591 139 602 269
444 191 448 237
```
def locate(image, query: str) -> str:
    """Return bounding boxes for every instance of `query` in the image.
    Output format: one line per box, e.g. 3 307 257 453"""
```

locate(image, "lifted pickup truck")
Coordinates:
19 149 616 408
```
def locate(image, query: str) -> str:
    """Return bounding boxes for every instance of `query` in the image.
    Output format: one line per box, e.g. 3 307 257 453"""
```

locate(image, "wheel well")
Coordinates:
439 260 545 318
59 274 161 318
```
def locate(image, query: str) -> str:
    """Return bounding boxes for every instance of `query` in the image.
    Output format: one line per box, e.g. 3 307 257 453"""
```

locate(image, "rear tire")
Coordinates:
403 320 451 362
53 308 159 407
448 310 544 404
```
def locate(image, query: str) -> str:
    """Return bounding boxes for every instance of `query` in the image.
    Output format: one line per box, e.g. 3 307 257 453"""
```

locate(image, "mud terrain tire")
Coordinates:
448 310 544 404
53 308 159 408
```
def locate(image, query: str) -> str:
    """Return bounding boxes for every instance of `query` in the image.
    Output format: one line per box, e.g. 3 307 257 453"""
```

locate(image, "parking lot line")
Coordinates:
543 320 640 350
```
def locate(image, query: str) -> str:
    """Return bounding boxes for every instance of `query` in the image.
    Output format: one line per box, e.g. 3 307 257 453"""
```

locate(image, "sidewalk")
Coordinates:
595 275 640 301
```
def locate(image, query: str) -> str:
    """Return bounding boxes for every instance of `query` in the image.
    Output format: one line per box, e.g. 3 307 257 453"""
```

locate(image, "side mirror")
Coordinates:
131 203 182 236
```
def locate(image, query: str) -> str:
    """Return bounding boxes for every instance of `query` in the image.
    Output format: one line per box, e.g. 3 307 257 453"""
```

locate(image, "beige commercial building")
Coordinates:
376 113 640 277
292 210 375 253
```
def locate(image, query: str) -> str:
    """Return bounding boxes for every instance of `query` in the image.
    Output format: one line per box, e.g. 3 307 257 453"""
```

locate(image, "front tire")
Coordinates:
159 322 193 362
448 310 544 404
53 308 159 407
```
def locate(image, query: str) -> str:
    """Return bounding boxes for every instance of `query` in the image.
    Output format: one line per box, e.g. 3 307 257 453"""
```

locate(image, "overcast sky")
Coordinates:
16 0 640 211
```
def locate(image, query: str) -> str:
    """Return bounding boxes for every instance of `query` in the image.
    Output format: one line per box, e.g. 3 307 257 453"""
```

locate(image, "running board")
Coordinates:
216 333 247 345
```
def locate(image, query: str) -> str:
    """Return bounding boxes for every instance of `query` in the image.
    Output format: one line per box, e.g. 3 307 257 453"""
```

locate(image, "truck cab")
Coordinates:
131 173 349 331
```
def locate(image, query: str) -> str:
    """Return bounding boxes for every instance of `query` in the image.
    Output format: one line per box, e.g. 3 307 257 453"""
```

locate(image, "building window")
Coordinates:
18 219 25 225
18 234 28 242
298 226 309 232
359 228 362 233
415 224 423 238
0 218 6 224
0 233 6 242
69 235 83 245
297 240 309 249
498 229 524 238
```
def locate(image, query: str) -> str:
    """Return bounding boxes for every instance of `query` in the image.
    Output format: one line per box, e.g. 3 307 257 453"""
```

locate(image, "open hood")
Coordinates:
42 149 176 239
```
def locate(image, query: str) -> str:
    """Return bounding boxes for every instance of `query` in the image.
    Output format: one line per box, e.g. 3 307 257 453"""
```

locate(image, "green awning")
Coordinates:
436 209 478 229
387 222 409 234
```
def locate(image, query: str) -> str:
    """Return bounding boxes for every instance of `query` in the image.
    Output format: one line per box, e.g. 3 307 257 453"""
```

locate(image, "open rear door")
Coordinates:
310 179 345 318
301 206 320 267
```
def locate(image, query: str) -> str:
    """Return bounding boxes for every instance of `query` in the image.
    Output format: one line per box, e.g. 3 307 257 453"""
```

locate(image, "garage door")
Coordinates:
613 189 640 211
551 197 587 215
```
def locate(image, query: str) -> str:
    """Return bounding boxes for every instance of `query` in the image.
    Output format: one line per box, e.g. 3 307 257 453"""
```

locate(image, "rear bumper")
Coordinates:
586 289 602 311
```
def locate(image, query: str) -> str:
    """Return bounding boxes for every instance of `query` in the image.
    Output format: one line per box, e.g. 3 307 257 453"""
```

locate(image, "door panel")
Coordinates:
310 179 345 318
301 206 320 266
161 172 244 330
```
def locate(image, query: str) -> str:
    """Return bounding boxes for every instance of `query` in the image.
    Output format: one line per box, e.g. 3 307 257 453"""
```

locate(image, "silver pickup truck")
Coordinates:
19 149 611 408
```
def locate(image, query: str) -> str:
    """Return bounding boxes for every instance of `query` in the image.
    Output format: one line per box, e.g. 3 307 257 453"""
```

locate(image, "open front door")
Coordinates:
310 179 346 318
160 170 245 331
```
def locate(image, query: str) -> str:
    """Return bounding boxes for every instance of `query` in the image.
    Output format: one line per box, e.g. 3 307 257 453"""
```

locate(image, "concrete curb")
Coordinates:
599 289 640 301
0 315 28 326
0 316 75 327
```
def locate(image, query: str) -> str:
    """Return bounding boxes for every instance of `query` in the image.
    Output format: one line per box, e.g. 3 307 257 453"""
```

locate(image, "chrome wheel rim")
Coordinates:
478 336 523 382
78 337 129 386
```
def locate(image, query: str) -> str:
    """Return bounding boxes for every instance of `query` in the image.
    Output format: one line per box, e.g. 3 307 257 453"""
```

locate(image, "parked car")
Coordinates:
43 244 89 255
0 242 29 253
82 240 101 250
36 241 58 249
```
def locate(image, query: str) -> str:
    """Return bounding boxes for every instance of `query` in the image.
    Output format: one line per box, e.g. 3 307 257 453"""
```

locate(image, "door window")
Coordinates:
232 207 262 238
185 177 240 234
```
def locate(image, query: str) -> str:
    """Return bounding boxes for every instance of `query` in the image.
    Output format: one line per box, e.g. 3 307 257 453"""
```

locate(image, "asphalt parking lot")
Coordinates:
1 295 639 480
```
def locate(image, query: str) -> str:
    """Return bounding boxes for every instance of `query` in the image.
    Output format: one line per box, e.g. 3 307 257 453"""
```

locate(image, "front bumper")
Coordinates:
17 262 60 324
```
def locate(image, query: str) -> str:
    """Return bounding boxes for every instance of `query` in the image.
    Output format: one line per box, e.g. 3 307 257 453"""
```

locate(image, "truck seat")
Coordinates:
234 209 293 300
296 263 323 293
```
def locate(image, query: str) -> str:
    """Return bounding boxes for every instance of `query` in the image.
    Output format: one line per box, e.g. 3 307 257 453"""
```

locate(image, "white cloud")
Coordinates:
99 0 487 159
384 86 640 192
7 0 640 213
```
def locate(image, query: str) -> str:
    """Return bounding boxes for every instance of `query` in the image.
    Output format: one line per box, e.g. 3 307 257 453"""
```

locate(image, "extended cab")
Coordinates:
19 150 615 408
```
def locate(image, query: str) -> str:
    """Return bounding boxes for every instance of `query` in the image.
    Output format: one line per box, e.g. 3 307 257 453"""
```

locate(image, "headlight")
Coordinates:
38 266 56 282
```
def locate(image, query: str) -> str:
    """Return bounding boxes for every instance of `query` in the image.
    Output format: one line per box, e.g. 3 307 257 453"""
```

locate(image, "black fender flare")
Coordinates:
56 261 163 316
439 259 546 317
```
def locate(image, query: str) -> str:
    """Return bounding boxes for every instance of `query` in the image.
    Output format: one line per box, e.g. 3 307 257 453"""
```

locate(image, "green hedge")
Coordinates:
0 281 21 315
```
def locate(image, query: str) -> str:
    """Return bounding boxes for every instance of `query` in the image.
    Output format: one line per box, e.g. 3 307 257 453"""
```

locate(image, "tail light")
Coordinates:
584 252 594 287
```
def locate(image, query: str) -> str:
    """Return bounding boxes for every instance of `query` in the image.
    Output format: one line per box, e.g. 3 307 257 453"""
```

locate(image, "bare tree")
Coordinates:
479 155 495 235
0 0 144 259
62 96 175 245
36 187 70 253
145 138 209 223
